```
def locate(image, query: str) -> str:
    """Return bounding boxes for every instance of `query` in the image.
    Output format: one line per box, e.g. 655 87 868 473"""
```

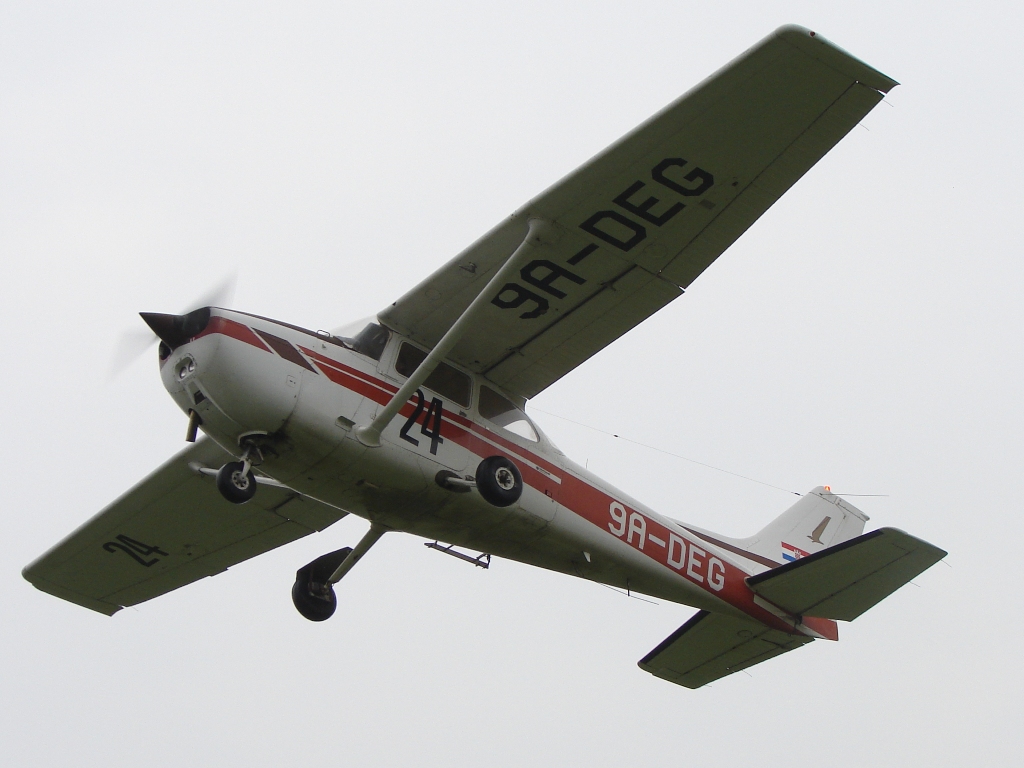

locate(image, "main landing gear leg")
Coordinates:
291 523 388 622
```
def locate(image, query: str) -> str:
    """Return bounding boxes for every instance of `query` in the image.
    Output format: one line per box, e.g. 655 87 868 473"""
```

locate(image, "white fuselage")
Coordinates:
160 308 822 635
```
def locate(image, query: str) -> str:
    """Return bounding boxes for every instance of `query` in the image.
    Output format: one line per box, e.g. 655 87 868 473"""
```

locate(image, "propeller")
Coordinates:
108 274 237 378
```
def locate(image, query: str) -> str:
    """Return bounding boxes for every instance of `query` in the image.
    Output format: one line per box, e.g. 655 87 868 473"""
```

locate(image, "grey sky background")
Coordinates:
2 2 1019 765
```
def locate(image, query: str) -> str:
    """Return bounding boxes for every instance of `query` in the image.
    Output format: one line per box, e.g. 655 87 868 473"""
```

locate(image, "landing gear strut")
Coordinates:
291 524 387 622
215 436 264 504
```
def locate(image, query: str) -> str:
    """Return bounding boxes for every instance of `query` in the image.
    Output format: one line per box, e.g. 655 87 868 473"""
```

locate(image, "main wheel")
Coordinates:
475 455 523 507
291 577 338 622
216 461 257 504
290 547 351 622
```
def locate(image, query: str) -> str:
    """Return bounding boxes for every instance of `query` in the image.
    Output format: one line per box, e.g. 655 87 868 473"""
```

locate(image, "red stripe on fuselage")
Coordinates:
197 316 272 352
302 347 397 396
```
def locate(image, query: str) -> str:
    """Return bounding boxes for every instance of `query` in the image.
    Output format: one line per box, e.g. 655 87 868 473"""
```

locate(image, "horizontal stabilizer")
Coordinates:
638 610 812 689
746 528 946 621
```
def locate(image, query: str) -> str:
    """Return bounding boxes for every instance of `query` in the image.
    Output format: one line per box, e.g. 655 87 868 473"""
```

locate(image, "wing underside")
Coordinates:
379 25 897 400
23 439 346 615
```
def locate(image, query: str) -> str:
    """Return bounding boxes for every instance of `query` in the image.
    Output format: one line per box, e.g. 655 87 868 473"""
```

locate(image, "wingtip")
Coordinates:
774 24 899 94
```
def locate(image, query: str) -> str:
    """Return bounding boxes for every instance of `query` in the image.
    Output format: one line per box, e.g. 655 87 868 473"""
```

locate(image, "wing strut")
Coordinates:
355 217 550 446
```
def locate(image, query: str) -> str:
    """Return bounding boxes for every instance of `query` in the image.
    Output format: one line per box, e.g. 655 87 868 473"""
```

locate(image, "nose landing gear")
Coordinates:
214 435 266 504
216 461 257 503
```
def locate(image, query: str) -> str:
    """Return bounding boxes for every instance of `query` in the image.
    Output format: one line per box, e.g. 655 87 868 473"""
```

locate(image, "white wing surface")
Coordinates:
379 25 896 400
23 439 346 615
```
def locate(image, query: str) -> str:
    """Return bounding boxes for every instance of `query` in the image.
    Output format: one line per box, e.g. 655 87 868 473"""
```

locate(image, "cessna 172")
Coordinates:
24 25 945 689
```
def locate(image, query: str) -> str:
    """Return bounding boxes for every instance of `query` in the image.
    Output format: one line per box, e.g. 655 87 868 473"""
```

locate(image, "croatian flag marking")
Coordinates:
781 541 810 562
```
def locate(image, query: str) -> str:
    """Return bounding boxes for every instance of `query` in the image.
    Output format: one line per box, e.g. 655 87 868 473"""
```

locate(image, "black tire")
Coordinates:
290 547 351 622
475 455 523 507
291 578 337 622
216 461 258 504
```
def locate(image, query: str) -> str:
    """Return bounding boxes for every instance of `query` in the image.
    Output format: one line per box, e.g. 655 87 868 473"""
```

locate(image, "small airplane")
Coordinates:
24 25 945 689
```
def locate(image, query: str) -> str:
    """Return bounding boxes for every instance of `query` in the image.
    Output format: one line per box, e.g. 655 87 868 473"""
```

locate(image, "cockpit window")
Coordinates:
478 385 539 442
338 322 390 361
394 343 472 407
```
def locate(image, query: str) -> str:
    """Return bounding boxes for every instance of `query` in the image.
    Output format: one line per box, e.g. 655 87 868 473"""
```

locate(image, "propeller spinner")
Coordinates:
108 275 236 377
140 307 213 357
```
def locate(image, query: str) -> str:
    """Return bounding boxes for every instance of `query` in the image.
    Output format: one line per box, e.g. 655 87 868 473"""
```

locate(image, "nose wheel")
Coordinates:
216 461 257 503
214 436 265 504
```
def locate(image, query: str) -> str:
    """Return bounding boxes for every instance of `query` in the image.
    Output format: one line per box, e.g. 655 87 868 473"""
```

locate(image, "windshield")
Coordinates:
331 318 390 361
478 385 539 442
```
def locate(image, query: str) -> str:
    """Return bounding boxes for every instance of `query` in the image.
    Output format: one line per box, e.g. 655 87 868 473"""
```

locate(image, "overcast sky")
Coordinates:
2 2 1020 765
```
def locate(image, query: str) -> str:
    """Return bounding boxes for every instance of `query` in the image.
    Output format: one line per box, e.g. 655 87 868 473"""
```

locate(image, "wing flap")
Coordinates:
639 610 813 689
23 439 346 615
746 528 947 621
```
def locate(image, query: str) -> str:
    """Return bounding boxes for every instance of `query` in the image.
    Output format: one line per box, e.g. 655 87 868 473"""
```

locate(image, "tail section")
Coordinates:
644 489 946 690
739 486 869 566
641 527 947 689
638 610 812 689
747 527 947 621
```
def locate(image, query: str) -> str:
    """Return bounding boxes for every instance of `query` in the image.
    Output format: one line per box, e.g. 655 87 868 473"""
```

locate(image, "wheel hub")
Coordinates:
495 467 516 490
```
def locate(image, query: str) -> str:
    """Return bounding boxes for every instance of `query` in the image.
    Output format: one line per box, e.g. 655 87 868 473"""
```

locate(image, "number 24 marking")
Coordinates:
103 534 169 567
399 389 444 455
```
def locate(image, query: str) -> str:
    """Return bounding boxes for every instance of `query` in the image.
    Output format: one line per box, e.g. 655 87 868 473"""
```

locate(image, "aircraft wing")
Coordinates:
638 610 813 689
23 439 346 615
378 25 897 401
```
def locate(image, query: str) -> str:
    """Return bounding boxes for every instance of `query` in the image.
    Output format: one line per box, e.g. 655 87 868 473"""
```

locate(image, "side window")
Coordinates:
394 343 471 407
478 385 539 442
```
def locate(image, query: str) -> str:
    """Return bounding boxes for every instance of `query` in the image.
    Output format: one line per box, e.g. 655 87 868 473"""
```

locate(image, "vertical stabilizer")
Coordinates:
738 487 869 566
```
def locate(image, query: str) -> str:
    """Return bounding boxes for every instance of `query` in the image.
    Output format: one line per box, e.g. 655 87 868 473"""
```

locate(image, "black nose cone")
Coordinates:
140 307 212 350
